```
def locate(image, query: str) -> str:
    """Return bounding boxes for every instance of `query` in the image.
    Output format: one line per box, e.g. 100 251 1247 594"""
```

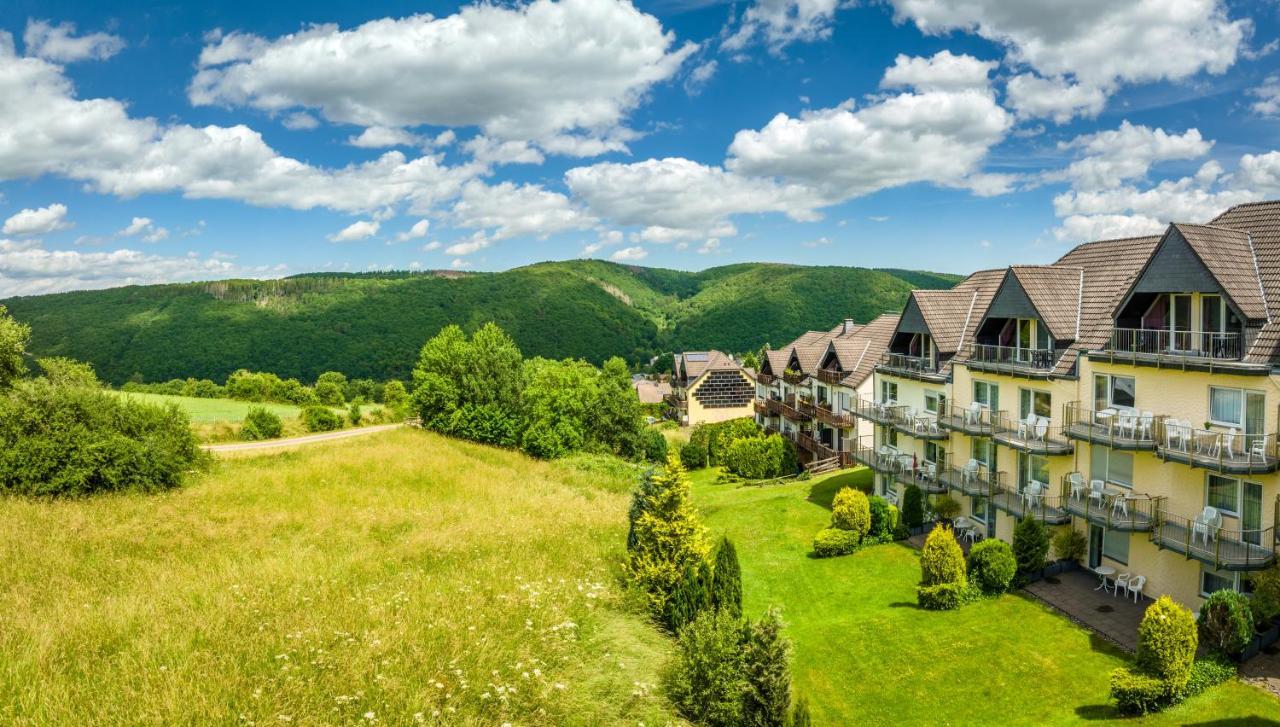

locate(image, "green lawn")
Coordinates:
690 467 1280 725
107 390 306 423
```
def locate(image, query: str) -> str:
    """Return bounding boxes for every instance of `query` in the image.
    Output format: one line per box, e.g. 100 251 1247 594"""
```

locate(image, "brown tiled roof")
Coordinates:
676 350 749 386
826 313 900 388
1007 265 1084 341
903 268 1004 377
1171 223 1268 322
1208 201 1280 362
762 349 790 376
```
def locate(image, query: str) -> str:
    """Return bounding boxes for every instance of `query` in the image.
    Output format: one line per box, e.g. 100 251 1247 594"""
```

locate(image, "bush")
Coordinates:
1199 590 1254 658
0 379 204 496
931 494 961 521
680 441 707 470
1183 656 1236 699
901 485 923 528
830 487 870 540
710 537 742 618
347 401 363 426
301 405 342 432
627 455 710 616
1052 527 1087 563
663 560 713 634
1248 563 1280 623
967 539 1016 595
1110 667 1170 716
665 610 746 727
791 696 812 727
918 581 970 611
813 527 859 558
1012 516 1050 581
240 407 283 441
1137 596 1197 692
741 608 792 727
641 428 668 463
868 496 892 540
920 525 966 586
723 435 787 479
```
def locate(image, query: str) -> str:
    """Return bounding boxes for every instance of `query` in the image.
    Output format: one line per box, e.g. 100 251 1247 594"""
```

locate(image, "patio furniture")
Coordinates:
1094 565 1116 592
1110 492 1129 519
920 461 937 483
1138 412 1154 441
1018 413 1038 439
961 458 981 485
1088 480 1106 508
1023 481 1045 510
1113 572 1131 598
1096 407 1117 433
1223 429 1238 460
1067 472 1085 500
1193 506 1222 546
1252 437 1269 463
965 402 984 426
1033 417 1049 443
1116 410 1137 438
1126 575 1146 603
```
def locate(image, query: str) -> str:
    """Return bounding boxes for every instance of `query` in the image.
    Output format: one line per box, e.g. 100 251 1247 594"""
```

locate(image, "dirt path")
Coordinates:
203 423 404 454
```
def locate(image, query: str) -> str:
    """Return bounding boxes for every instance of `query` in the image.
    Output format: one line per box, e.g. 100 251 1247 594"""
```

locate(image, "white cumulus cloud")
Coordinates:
3 203 71 236
610 245 647 261
328 219 380 242
23 20 125 63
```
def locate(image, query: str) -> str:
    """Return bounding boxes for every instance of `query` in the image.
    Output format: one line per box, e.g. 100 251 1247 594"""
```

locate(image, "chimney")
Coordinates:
842 318 854 333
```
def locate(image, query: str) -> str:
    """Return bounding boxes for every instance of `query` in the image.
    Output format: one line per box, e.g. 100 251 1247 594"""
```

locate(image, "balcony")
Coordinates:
937 459 1005 498
753 400 772 417
876 352 945 382
850 397 909 427
756 372 777 385
936 402 997 437
815 403 856 428
991 414 1073 455
816 368 847 386
1152 510 1276 570
795 430 836 459
1156 426 1279 474
846 437 946 493
964 343 1058 377
990 483 1071 524
1063 404 1160 450
1060 476 1161 531
783 370 808 385
777 394 812 422
1105 328 1243 366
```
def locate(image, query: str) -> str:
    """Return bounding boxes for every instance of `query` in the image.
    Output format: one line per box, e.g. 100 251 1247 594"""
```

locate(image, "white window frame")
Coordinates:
973 380 998 409
1094 373 1136 410
1200 565 1242 598
1209 385 1247 428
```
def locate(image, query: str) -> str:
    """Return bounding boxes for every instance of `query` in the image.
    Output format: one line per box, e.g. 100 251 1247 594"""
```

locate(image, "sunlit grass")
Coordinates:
0 428 677 725
107 390 387 442
690 466 1280 725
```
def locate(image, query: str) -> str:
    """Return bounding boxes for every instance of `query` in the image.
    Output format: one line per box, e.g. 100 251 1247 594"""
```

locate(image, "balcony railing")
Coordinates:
1108 328 1242 362
1063 403 1161 449
1152 510 1276 570
795 431 836 459
783 371 808 385
756 372 777 385
847 436 946 493
877 352 942 378
850 397 910 427
815 403 856 428
1060 475 1161 531
776 394 812 422
936 457 1004 498
816 368 847 386
990 482 1071 524
991 414 1073 454
966 343 1058 372
1156 424 1279 474
934 402 995 436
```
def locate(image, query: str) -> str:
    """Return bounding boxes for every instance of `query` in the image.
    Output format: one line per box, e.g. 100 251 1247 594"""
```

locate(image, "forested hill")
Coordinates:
1 261 961 385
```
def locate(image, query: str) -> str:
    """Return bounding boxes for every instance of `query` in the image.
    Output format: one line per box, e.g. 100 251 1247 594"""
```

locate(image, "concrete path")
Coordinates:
203 423 404 454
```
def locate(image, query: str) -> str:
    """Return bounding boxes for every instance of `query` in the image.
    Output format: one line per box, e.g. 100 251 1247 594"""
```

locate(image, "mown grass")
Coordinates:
690 467 1280 725
0 428 678 725
107 390 388 442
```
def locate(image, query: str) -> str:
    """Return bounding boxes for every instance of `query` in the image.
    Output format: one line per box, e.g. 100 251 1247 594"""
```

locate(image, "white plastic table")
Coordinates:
1094 565 1116 592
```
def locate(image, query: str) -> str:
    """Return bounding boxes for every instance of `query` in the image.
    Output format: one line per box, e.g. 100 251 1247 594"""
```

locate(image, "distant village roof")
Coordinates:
633 379 671 404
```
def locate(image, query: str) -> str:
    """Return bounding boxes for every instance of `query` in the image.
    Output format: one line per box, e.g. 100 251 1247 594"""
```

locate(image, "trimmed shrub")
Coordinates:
1136 596 1197 693
663 560 713 634
664 609 747 727
902 485 924 529
920 525 966 586
741 608 792 727
967 539 1016 595
680 441 707 470
301 405 342 432
813 527 859 558
641 428 668 463
1183 657 1236 699
1012 516 1050 581
1110 667 1169 716
867 496 892 540
886 503 901 535
723 435 789 479
931 494 961 521
830 487 870 540
240 407 283 441
710 537 742 618
1051 527 1087 563
1198 590 1254 658
1249 563 1280 623
918 582 969 611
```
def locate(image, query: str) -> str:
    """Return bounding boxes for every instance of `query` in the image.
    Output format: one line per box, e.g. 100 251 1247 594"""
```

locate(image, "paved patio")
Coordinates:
1024 569 1147 652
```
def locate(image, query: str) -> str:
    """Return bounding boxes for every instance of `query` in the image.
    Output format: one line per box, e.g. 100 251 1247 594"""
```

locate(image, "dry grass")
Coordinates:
0 428 678 725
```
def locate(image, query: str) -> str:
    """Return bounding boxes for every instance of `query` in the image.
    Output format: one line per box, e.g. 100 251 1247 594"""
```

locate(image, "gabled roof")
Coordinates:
1170 223 1268 322
762 349 790 376
824 313 900 388
1005 265 1085 341
675 350 749 387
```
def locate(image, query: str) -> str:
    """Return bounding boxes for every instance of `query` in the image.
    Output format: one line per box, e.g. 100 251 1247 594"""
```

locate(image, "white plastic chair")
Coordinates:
1113 572 1131 598
965 401 983 426
1126 575 1146 603
1111 493 1129 519
1018 413 1037 439
1251 437 1269 463
1034 417 1049 443
1223 429 1238 460
1116 410 1137 438
1068 472 1085 500
1138 412 1154 441
1192 506 1222 545
1089 480 1106 508
961 458 980 485
1023 481 1044 510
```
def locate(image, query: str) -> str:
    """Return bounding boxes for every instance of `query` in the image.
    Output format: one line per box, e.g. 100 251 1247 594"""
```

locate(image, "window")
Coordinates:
971 438 993 469
1209 386 1265 431
1018 451 1049 490
1206 475 1263 538
1207 474 1239 514
886 427 898 448
971 495 989 523
924 390 944 414
973 380 999 410
881 380 898 404
925 441 945 465
1090 446 1133 488
1102 528 1129 565
1201 566 1240 597
1093 374 1136 410
1019 388 1052 419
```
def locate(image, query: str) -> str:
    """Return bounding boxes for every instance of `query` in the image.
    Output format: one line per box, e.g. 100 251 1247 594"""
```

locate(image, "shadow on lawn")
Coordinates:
805 478 843 511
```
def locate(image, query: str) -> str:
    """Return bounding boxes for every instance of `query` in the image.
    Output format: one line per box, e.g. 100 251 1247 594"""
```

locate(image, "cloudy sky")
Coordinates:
2 0 1280 295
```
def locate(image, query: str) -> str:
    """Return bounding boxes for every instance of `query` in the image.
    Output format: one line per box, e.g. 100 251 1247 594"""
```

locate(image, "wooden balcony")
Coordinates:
816 403 856 428
816 368 846 386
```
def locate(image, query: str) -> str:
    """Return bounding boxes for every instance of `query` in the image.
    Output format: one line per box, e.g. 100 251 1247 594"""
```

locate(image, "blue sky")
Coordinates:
2 0 1280 294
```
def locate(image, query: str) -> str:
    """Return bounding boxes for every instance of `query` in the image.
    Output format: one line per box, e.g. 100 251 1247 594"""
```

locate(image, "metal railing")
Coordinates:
991 413 1073 454
1059 474 1161 531
878 352 941 376
1063 403 1161 449
936 401 998 436
1152 509 1275 570
936 457 1004 498
1156 423 1278 473
850 397 910 427
967 343 1057 371
1109 328 1242 361
990 481 1071 524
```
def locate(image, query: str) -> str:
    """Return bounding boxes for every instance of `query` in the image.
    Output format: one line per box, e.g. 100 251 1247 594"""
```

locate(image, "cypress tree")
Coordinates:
711 537 743 618
664 559 713 633
742 608 793 727
791 695 812 727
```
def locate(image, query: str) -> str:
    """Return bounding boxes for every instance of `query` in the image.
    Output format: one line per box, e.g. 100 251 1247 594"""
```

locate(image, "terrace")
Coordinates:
1059 475 1161 531
876 351 946 383
936 459 1005 498
935 401 997 436
964 343 1059 377
814 401 856 428
846 436 946 493
989 482 1071 524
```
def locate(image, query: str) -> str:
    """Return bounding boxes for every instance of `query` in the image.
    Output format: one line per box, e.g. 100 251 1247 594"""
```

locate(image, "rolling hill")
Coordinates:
1 261 961 385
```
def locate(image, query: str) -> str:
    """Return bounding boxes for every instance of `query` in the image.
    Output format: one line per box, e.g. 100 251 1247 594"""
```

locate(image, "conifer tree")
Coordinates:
627 454 710 615
742 608 793 727
711 537 743 618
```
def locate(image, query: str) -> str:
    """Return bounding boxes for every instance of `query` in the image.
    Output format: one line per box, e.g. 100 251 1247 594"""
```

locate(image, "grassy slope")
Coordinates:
106 390 306 423
0 429 678 726
2 261 960 385
690 467 1280 725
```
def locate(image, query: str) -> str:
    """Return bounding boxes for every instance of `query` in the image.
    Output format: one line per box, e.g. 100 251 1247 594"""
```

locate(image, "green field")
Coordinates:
0 429 676 725
690 467 1280 725
107 390 306 423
